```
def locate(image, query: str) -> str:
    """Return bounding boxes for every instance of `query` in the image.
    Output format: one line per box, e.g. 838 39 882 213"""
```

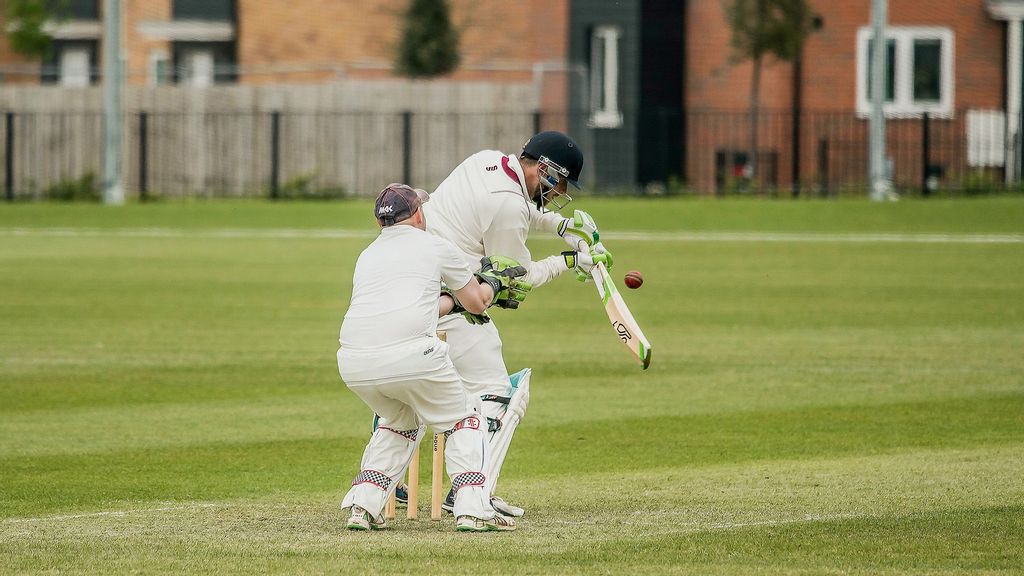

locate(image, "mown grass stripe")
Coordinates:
3 226 1023 243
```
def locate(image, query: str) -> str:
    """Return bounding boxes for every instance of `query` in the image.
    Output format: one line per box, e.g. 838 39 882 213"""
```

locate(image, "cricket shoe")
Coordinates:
441 489 525 518
394 482 408 506
456 513 517 532
441 488 455 514
490 496 525 517
346 505 387 531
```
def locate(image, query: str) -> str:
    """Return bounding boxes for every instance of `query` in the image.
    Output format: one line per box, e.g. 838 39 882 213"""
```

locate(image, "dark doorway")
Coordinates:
638 0 684 188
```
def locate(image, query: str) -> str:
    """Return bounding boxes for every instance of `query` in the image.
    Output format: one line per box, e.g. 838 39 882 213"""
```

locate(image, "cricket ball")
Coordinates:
624 270 643 289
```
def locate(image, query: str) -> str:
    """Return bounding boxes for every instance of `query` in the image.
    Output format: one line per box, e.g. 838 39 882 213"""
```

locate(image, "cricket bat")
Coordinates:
591 261 652 370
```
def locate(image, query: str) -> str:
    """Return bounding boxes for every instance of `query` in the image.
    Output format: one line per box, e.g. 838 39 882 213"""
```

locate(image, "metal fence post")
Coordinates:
4 112 13 202
817 137 829 198
402 110 412 185
270 111 281 200
921 112 930 197
138 111 148 201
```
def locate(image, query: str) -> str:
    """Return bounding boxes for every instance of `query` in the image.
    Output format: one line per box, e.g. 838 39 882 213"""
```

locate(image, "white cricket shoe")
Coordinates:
490 496 525 517
455 514 517 532
346 505 387 531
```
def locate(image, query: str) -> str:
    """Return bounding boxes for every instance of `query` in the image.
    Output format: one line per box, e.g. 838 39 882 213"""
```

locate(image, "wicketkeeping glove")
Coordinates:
441 284 491 325
557 209 600 252
475 256 533 309
562 250 613 282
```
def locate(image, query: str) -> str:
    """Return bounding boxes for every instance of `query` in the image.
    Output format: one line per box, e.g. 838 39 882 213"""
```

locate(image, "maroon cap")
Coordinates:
374 183 430 226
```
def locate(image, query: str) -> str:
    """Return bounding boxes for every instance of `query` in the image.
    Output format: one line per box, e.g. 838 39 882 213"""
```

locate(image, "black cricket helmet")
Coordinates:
521 131 584 209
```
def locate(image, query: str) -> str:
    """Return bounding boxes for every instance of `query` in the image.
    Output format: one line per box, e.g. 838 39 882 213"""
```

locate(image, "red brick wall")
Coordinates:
690 0 1005 113
124 0 172 85
685 0 1007 193
237 0 567 84
0 13 44 84
2 0 568 89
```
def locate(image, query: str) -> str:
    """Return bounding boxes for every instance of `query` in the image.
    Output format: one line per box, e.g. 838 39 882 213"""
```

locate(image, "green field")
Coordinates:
1 197 1023 574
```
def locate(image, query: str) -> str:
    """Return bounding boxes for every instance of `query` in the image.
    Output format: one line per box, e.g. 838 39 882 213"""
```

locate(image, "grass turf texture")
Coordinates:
1 198 1022 574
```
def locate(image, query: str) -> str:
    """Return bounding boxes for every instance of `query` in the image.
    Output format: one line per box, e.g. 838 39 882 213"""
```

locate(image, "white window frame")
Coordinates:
589 25 623 129
856 26 954 118
59 45 91 87
181 48 215 87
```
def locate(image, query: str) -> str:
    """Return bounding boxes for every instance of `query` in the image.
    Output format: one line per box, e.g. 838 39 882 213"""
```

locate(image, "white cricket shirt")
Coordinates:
339 225 474 350
423 150 568 288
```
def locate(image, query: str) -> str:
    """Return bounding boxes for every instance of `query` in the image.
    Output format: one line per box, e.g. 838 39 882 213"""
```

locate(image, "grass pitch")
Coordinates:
1 197 1023 574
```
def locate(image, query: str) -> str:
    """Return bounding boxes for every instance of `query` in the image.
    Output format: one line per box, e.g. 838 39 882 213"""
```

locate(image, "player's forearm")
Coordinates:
453 280 493 314
438 294 456 317
523 254 569 288
530 208 564 234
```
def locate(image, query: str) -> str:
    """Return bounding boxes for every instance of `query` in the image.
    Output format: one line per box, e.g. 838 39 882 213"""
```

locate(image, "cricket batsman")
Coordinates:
423 131 611 516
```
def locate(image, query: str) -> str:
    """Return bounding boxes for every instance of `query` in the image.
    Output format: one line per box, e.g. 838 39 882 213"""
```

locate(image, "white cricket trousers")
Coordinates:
338 337 495 521
436 314 526 495
437 314 509 396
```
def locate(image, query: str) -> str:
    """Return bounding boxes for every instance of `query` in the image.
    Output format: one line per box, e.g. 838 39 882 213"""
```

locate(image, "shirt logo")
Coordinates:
423 346 434 355
486 165 498 171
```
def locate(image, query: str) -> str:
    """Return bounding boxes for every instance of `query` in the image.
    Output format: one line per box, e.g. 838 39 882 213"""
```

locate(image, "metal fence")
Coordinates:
0 107 1018 200
684 108 1016 197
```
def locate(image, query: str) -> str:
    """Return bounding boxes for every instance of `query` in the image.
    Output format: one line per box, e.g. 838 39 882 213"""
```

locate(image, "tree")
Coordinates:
724 0 812 187
395 0 460 78
5 0 69 60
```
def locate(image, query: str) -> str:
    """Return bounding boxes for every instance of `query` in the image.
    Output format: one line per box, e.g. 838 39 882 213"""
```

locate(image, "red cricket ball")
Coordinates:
624 270 643 289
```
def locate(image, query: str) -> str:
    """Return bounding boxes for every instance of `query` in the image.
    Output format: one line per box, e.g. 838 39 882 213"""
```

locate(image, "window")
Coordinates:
857 27 954 117
172 42 236 86
589 26 623 129
173 0 235 21
41 40 98 86
47 0 99 20
60 46 90 86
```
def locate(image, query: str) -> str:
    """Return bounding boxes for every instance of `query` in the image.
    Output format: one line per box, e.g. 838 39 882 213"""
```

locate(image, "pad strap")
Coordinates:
379 426 419 441
351 469 392 491
451 472 486 493
443 415 481 439
481 394 511 405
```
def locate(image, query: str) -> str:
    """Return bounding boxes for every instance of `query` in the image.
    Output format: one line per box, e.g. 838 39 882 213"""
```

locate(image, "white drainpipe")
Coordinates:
988 1 1024 184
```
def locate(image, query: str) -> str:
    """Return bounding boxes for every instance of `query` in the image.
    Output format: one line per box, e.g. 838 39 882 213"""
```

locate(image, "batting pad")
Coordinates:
484 368 531 495
444 415 496 519
341 424 423 520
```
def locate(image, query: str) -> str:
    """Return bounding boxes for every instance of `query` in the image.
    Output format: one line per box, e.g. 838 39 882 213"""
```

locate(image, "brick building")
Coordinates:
1 0 1019 194
0 1 568 86
687 0 1017 193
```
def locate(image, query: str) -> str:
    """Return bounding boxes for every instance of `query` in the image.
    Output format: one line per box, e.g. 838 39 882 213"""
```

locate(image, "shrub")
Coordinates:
44 171 100 202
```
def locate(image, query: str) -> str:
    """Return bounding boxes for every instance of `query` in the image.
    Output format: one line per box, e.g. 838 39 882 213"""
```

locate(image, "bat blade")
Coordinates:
591 262 652 369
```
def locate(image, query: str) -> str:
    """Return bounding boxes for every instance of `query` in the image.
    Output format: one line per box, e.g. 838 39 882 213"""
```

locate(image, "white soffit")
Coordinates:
988 0 1024 20
137 20 235 42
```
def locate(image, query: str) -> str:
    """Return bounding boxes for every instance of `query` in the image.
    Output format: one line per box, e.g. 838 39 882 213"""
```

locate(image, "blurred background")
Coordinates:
0 0 1019 200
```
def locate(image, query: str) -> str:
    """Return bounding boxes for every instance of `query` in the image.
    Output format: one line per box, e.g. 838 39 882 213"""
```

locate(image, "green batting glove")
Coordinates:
562 250 612 282
593 244 613 268
557 209 600 252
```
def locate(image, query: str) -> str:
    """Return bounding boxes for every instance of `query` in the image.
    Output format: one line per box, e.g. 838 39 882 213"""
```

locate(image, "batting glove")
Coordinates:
591 241 612 263
561 250 612 282
557 209 600 252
